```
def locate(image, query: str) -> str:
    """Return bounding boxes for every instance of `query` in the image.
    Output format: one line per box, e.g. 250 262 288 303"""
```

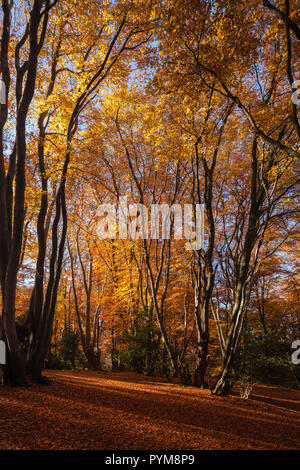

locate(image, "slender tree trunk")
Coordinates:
212 137 263 395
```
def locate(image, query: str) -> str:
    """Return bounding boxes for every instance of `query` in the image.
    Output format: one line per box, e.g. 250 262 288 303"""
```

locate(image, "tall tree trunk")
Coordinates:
212 283 246 395
1 1 49 385
212 137 267 395
191 103 232 387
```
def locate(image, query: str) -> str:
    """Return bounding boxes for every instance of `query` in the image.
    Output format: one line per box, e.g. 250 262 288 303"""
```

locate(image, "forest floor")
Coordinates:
0 370 299 450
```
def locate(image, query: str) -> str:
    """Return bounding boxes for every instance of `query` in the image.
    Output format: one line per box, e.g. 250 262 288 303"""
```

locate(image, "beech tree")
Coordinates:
0 0 298 394
0 0 57 385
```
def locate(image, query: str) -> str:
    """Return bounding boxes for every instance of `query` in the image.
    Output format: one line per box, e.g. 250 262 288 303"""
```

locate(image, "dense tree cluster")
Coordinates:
0 0 299 395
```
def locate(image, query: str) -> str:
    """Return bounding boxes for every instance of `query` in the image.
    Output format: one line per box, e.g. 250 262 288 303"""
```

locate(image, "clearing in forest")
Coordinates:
0 370 299 450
